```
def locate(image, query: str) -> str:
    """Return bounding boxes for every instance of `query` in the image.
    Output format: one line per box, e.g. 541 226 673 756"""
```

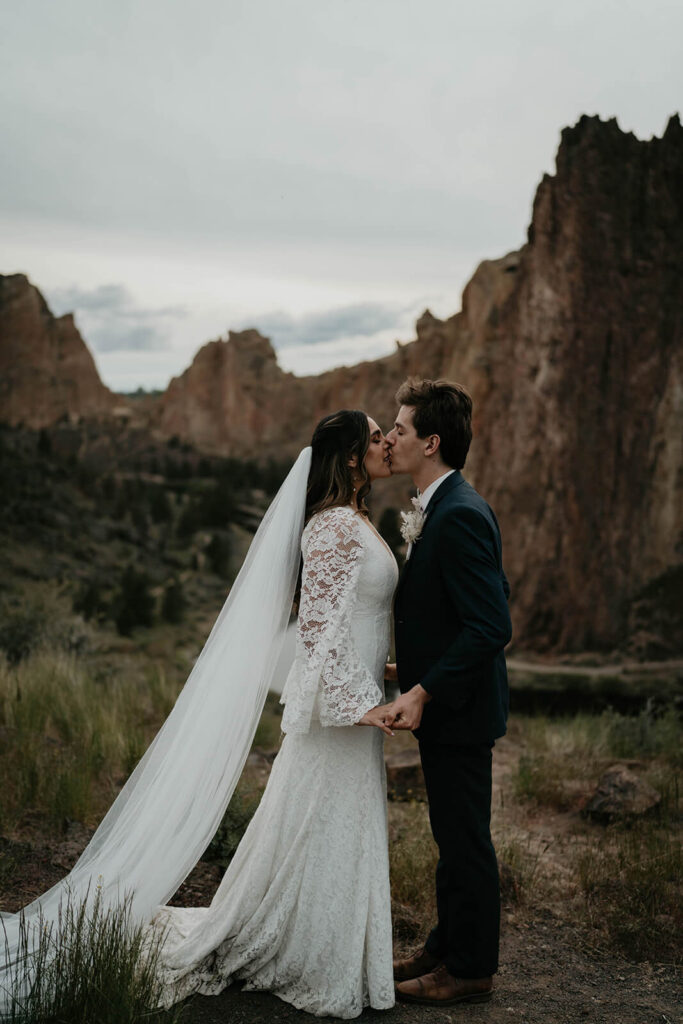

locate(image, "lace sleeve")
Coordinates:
280 506 383 732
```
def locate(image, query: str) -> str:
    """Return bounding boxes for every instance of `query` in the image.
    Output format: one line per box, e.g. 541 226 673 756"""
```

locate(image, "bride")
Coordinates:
1 410 399 1020
152 409 398 1017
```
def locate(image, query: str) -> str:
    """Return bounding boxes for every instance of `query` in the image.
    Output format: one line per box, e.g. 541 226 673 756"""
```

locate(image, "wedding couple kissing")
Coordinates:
1 377 511 1020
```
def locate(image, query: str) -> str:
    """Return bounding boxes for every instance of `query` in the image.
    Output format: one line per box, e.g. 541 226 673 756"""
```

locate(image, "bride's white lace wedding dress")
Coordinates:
152 505 399 1019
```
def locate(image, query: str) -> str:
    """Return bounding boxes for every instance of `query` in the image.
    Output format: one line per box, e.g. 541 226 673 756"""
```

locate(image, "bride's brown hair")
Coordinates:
305 410 371 521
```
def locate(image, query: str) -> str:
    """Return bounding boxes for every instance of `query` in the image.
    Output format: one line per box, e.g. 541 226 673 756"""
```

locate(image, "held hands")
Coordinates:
356 683 431 736
383 684 432 731
357 704 397 737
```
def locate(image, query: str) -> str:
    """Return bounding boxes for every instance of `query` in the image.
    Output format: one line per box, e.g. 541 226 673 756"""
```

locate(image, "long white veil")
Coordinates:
1 447 312 991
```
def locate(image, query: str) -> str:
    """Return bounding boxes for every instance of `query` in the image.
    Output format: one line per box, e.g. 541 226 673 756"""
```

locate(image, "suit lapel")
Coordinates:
395 471 465 603
423 470 464 521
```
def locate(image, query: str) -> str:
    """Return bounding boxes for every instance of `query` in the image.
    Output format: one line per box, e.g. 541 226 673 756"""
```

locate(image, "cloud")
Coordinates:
46 283 186 352
238 301 413 350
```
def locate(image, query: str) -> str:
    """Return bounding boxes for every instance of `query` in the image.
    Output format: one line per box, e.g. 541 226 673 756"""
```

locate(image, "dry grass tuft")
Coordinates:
1 888 182 1023
575 823 682 963
509 709 682 964
388 801 437 948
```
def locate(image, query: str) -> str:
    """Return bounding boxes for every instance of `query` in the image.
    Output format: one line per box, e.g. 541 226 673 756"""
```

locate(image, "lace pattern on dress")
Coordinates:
280 506 383 732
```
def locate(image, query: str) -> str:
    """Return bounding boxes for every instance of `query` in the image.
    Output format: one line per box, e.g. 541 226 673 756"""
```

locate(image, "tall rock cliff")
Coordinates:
2 115 681 656
451 115 683 655
0 274 117 427
153 115 682 655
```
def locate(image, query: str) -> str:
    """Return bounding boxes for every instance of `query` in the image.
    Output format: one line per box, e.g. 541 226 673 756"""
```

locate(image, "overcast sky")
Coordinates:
1 0 680 392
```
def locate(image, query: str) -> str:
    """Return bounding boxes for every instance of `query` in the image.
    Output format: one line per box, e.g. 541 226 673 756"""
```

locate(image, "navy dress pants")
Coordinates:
419 740 500 978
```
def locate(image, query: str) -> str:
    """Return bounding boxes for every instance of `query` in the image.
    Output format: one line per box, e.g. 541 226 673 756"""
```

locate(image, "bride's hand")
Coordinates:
356 704 396 737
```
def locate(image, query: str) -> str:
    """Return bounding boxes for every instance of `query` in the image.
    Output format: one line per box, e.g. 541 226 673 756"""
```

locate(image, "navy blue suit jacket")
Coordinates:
394 471 511 745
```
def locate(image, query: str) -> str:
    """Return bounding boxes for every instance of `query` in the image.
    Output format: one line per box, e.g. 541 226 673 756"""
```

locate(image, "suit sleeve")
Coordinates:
419 505 512 707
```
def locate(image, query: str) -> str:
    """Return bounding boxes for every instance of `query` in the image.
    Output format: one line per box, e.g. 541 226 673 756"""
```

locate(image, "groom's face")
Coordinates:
385 405 423 476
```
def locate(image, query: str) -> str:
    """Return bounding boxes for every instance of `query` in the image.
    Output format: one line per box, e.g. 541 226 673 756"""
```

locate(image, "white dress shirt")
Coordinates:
417 469 456 512
406 469 456 557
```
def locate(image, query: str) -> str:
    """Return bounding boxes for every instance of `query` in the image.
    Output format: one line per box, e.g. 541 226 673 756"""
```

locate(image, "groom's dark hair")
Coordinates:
395 378 472 469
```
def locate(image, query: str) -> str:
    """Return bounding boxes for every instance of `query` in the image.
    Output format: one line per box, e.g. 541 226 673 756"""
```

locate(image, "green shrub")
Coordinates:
161 579 186 625
72 576 107 622
176 499 200 540
513 753 575 811
204 782 263 868
115 567 155 636
0 593 89 666
149 487 173 524
205 533 231 577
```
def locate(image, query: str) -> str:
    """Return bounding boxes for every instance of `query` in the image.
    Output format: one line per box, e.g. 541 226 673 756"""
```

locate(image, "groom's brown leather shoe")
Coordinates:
392 945 441 982
395 964 493 1005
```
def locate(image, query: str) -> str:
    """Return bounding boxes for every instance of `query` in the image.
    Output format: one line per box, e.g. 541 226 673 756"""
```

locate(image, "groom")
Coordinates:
384 377 511 1007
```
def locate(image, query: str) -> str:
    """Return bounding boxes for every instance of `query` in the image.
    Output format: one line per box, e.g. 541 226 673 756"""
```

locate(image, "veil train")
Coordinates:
0 447 312 1007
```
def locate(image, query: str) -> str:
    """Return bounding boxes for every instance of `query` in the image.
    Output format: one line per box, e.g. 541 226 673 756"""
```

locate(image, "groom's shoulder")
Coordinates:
440 475 486 513
435 478 497 531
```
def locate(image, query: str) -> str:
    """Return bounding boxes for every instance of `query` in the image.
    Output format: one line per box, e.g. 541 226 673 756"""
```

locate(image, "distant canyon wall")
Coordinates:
0 274 117 427
1 114 681 656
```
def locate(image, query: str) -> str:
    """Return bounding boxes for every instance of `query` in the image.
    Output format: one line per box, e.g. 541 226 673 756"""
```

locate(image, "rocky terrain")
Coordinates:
1 115 681 658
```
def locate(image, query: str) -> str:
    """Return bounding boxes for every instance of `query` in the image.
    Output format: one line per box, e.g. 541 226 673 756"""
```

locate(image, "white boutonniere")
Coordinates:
399 497 426 545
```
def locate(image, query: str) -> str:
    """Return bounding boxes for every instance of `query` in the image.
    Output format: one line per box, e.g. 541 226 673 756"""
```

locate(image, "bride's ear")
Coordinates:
347 455 359 469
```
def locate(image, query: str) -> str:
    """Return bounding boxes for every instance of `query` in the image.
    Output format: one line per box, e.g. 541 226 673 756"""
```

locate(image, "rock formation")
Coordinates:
152 115 682 656
154 330 310 453
1 114 681 657
458 115 683 657
583 765 661 823
0 274 117 428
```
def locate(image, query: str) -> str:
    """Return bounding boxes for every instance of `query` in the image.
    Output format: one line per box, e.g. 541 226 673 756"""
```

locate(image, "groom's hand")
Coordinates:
384 662 398 684
386 684 431 730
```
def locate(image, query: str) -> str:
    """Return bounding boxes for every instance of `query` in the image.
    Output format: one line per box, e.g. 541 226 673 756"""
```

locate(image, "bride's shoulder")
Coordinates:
303 505 361 542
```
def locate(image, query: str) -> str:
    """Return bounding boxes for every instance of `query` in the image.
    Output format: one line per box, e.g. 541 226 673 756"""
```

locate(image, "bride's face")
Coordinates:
363 416 392 481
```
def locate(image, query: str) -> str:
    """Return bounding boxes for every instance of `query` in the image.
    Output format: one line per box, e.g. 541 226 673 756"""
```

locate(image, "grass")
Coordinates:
1 888 183 1023
388 801 437 947
2 642 681 972
576 824 682 962
509 709 682 964
511 706 681 811
0 650 182 831
252 691 284 751
496 833 549 904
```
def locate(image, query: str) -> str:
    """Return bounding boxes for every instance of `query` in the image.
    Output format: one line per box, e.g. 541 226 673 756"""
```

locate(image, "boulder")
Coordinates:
583 765 661 823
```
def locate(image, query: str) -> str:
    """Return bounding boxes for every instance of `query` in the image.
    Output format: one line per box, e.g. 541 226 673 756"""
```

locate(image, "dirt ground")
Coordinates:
162 731 681 1024
167 911 681 1024
2 733 680 1024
